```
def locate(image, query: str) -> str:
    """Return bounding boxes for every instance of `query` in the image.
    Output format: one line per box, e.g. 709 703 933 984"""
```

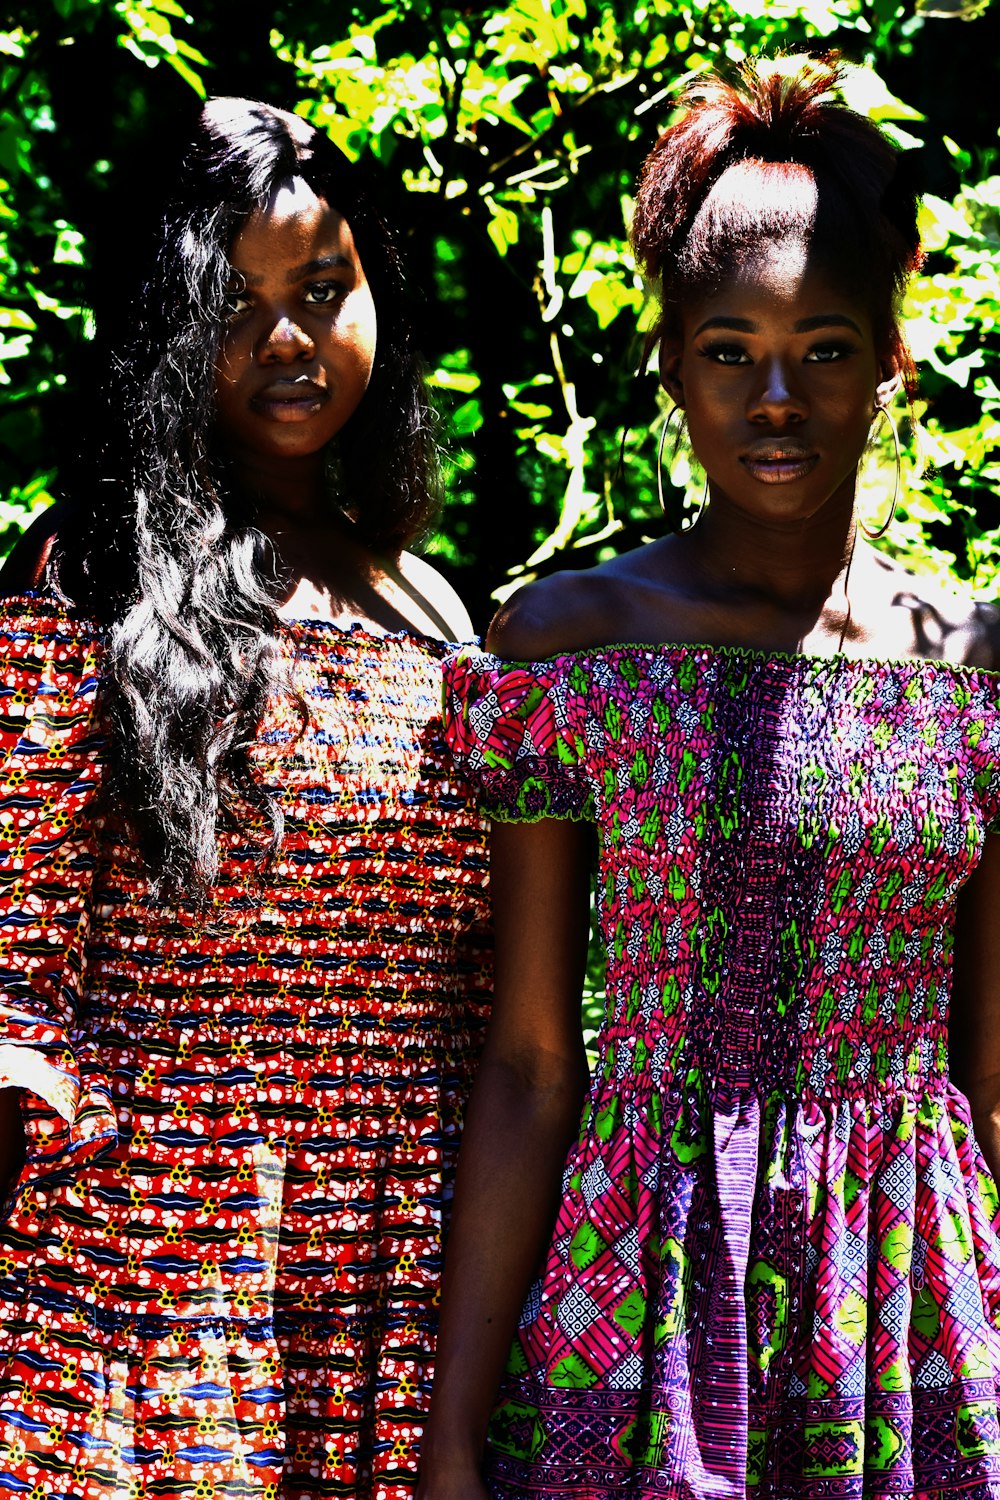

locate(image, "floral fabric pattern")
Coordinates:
0 598 493 1500
443 643 1000 1500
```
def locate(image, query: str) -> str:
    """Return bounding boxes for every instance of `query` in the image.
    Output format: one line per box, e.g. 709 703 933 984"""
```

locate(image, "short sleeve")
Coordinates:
0 599 113 1172
442 649 594 822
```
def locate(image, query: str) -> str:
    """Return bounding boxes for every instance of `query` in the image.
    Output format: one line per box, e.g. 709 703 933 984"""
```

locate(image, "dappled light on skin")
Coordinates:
215 179 377 496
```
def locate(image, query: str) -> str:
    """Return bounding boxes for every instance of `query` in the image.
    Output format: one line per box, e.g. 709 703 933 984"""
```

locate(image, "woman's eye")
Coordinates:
805 342 854 363
222 291 251 322
702 343 750 366
303 281 344 306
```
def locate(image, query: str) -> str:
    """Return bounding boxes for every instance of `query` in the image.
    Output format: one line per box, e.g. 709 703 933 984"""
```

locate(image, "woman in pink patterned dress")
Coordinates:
420 57 1000 1500
0 100 493 1498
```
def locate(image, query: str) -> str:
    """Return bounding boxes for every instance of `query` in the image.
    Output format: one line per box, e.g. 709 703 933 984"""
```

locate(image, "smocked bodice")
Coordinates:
446 645 999 1107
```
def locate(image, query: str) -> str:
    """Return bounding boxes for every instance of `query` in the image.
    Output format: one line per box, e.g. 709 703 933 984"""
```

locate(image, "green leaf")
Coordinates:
164 51 207 95
837 63 925 125
0 307 35 330
52 222 85 265
451 398 484 435
486 198 519 256
428 368 481 393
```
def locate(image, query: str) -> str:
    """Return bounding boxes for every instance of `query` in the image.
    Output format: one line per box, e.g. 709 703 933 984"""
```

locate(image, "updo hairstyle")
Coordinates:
631 56 923 390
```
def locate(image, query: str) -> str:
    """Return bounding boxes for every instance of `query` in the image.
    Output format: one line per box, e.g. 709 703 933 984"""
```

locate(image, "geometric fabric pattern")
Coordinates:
443 643 1000 1499
0 597 493 1499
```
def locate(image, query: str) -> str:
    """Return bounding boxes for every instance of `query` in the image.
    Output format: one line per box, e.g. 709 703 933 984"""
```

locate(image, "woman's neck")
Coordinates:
683 491 858 618
229 450 329 526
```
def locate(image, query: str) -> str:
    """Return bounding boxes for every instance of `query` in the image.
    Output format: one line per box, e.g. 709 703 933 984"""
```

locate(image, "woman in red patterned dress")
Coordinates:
0 99 491 1499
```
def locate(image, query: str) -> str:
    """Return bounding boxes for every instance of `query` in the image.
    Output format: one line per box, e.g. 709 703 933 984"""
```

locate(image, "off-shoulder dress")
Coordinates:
0 597 492 1500
443 642 1000 1500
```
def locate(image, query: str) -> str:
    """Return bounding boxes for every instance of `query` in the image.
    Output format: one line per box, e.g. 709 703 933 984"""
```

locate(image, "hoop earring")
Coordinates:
656 405 707 530
656 405 685 514
859 403 901 541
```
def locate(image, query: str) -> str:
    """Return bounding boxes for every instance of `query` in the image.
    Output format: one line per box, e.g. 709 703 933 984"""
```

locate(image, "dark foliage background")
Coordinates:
0 0 996 632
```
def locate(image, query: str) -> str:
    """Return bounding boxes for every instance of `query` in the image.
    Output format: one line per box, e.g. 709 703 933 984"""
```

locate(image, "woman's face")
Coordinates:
660 242 898 527
214 177 377 469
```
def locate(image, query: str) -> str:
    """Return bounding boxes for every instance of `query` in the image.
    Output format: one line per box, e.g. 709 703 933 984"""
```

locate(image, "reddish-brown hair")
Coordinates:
631 56 922 388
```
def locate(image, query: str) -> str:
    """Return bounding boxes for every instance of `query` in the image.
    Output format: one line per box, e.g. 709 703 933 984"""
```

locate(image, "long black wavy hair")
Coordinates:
55 98 437 897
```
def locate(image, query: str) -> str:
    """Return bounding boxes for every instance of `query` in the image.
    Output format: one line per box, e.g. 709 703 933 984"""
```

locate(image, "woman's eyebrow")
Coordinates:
691 312 864 337
793 313 864 335
227 253 355 289
286 253 353 282
692 315 756 337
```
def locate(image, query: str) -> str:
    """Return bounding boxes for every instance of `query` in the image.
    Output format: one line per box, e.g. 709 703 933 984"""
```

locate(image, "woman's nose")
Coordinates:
748 358 807 425
259 315 315 363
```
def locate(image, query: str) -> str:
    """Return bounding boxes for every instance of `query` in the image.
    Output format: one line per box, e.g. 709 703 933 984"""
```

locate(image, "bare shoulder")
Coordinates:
970 597 1000 672
396 551 475 643
486 573 589 659
0 500 67 596
488 567 614 657
486 548 663 660
874 550 1000 670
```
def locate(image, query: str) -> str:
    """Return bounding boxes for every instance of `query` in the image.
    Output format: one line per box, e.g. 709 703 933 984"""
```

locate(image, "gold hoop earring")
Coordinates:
656 404 685 514
656 405 707 530
860 403 901 541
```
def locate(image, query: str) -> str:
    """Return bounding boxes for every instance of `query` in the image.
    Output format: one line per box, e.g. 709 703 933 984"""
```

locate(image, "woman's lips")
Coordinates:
740 446 819 484
250 382 328 422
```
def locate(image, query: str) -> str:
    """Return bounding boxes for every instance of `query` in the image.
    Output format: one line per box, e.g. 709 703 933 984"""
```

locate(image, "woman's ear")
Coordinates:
875 356 903 409
658 334 685 408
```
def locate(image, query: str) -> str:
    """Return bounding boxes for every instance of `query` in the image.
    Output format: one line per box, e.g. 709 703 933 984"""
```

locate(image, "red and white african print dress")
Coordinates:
0 597 492 1500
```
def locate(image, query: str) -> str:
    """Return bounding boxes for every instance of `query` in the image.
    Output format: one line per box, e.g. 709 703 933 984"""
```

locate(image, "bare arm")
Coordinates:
418 817 593 1498
951 832 1000 1182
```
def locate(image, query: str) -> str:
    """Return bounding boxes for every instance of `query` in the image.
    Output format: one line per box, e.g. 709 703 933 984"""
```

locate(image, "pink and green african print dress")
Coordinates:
443 644 1000 1500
